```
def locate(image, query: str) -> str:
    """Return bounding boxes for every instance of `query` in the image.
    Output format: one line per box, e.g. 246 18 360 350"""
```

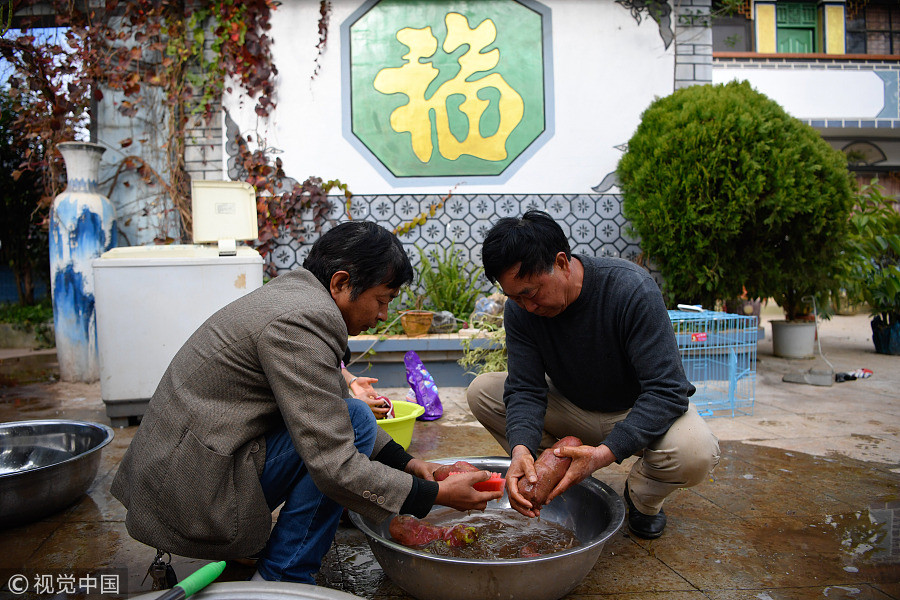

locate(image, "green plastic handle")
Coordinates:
175 561 227 598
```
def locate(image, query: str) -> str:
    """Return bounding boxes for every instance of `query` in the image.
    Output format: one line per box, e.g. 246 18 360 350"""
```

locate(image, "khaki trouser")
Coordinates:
466 371 720 515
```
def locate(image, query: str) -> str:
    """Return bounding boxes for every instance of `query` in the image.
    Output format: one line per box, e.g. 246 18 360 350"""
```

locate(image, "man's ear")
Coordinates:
555 252 570 272
329 271 352 299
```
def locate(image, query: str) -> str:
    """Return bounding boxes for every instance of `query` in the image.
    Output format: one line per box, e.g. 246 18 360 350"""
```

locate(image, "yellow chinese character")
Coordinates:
374 12 524 163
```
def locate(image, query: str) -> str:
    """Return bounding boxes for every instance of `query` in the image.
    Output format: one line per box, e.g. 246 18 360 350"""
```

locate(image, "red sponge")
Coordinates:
450 471 505 492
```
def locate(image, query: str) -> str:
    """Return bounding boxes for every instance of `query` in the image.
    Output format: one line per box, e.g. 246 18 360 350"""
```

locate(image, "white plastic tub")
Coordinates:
93 245 263 426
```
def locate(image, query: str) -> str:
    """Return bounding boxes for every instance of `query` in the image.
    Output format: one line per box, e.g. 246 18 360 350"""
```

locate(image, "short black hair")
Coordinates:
481 210 571 283
303 221 413 298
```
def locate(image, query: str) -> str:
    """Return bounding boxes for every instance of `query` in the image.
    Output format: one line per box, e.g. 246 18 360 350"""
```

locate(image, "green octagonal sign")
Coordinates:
343 0 551 179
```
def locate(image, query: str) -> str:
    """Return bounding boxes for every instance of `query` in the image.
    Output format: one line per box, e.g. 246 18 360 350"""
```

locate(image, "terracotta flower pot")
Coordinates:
401 311 434 337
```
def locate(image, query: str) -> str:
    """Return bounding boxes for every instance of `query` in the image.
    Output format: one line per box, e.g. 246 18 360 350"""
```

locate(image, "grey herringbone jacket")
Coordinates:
111 268 411 559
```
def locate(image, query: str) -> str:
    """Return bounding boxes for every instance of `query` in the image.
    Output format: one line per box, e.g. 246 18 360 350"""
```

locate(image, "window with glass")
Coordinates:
846 2 900 55
776 2 819 53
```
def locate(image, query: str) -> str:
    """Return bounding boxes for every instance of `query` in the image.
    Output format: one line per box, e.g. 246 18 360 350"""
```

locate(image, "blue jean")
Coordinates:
256 397 378 583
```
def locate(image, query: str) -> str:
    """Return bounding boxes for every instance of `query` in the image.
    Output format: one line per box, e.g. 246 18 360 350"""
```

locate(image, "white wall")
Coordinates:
712 67 886 120
223 0 675 195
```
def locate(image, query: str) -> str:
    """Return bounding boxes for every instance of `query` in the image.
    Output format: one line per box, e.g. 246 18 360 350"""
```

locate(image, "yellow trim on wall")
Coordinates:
755 3 777 53
824 4 846 54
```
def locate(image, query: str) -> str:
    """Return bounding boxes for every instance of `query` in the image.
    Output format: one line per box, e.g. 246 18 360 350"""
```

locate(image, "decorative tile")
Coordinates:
370 198 395 220
420 220 445 243
545 196 570 219
595 219 620 244
446 220 470 244
495 196 520 217
471 219 494 243
444 196 467 219
271 245 297 271
520 194 544 213
572 195 594 217
469 195 495 219
254 192 657 285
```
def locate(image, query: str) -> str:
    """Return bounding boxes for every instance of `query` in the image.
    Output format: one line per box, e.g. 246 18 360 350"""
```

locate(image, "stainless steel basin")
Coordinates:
349 456 625 600
131 581 365 599
0 419 114 527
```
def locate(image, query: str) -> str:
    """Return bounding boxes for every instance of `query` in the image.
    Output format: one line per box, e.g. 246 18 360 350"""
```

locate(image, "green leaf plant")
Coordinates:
843 180 900 329
618 81 855 321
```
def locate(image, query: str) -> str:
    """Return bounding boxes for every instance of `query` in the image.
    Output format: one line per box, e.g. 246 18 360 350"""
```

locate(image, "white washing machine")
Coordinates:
93 181 264 426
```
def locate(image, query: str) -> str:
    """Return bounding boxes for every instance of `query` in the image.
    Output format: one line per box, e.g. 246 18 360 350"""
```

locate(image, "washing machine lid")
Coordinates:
191 180 258 247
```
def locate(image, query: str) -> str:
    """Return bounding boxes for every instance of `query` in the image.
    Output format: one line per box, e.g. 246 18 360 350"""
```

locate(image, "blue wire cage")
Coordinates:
667 310 757 417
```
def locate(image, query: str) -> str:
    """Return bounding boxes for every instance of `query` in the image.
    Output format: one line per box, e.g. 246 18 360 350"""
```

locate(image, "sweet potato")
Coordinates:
432 460 480 481
389 515 478 548
517 435 583 508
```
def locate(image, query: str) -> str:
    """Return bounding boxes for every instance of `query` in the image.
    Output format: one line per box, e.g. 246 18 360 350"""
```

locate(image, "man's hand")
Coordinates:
544 443 616 504
506 445 539 517
350 376 379 400
405 458 441 481
435 470 503 511
362 396 391 419
351 376 391 418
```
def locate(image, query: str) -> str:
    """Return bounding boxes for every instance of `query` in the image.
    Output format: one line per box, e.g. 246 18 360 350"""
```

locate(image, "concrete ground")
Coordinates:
0 306 898 599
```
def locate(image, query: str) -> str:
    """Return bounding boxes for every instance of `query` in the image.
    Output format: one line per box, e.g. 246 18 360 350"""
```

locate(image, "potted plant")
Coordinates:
618 81 855 358
843 181 900 355
400 294 434 338
398 244 485 337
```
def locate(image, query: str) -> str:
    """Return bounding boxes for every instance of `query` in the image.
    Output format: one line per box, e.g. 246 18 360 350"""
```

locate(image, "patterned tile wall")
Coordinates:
265 193 657 293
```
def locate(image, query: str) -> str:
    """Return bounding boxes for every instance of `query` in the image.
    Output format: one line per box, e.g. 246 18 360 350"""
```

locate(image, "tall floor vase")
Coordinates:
50 142 117 382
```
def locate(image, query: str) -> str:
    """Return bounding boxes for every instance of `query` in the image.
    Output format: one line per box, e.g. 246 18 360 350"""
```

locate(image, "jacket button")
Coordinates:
370 495 378 502
377 496 385 505
362 490 371 498
249 442 260 453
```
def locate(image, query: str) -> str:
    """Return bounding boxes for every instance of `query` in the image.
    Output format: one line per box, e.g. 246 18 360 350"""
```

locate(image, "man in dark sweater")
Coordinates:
467 210 720 539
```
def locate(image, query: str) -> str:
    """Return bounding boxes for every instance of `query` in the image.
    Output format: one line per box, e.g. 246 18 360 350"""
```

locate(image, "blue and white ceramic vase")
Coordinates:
50 142 117 382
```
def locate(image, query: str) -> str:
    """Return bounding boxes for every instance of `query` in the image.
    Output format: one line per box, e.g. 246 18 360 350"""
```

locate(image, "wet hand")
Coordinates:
506 445 539 518
350 376 379 401
435 470 503 512
545 444 615 504
362 396 391 419
405 458 442 481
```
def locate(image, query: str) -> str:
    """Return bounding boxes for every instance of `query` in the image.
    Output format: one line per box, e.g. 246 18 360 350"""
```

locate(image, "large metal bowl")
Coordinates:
0 419 114 527
131 581 365 599
349 456 625 600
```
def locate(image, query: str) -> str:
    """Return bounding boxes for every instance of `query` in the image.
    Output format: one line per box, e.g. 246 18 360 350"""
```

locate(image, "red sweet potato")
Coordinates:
517 435 583 508
389 515 478 548
432 460 480 481
518 542 542 558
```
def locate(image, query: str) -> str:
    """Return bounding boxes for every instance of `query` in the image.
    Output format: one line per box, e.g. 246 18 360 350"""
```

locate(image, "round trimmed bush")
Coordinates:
618 81 854 319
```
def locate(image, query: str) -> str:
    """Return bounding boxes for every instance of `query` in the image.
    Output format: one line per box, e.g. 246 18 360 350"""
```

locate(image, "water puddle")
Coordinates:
825 508 894 562
0 396 57 421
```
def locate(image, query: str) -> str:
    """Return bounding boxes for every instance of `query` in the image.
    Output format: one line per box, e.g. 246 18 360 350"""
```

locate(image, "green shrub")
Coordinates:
844 181 900 325
0 298 55 348
0 298 53 327
1 88 49 306
618 81 855 320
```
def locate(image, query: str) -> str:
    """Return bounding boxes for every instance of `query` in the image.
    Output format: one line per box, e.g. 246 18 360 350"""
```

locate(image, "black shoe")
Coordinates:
624 483 666 539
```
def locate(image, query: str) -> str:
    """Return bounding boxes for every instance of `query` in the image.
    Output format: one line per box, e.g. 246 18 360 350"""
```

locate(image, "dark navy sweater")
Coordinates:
503 255 694 461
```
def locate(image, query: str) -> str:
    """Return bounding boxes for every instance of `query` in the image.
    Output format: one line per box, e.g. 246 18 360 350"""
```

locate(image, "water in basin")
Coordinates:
406 507 580 559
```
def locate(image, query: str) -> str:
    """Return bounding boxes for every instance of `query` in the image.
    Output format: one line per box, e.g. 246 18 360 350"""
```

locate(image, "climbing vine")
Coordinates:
393 189 453 236
311 0 332 81
232 132 351 276
0 0 286 244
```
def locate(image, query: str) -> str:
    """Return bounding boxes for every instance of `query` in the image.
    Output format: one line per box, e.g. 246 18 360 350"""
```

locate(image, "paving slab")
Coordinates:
0 309 897 599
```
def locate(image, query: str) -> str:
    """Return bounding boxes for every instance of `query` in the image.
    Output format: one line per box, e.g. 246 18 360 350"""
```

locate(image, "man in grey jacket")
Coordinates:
112 221 501 583
467 211 719 539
